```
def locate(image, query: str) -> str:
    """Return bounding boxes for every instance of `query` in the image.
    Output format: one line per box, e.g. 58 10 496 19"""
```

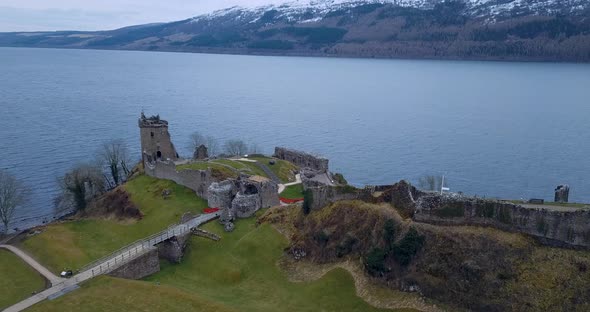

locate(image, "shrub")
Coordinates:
496 206 512 224
302 189 313 215
337 185 358 194
392 228 425 266
384 219 396 250
332 173 348 185
336 236 358 258
313 230 329 246
365 248 387 276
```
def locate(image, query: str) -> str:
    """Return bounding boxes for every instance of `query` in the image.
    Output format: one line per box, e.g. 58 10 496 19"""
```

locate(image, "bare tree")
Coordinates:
249 143 261 154
98 140 131 188
205 136 219 157
224 139 248 156
418 174 444 192
189 132 206 151
58 164 105 212
0 170 29 233
190 132 220 157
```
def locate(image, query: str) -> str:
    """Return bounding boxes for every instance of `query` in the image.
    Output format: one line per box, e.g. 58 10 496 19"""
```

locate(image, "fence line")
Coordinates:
79 221 192 273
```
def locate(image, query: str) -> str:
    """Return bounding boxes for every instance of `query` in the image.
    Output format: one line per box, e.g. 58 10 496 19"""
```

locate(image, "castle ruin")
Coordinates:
274 147 329 173
139 113 179 163
139 113 279 227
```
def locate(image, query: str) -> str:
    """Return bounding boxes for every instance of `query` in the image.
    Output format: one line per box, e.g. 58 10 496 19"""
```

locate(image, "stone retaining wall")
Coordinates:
157 232 191 263
108 248 160 280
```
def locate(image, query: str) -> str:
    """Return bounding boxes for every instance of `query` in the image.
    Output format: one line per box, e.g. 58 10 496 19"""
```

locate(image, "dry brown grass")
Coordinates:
260 200 590 311
260 204 444 312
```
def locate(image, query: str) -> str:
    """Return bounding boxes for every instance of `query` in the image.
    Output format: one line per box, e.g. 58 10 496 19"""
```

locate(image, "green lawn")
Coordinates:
250 156 298 183
0 249 46 310
178 158 297 183
142 216 406 312
19 175 208 274
236 160 269 178
28 276 236 312
212 159 268 178
212 159 249 170
280 184 304 200
176 161 238 180
21 175 416 312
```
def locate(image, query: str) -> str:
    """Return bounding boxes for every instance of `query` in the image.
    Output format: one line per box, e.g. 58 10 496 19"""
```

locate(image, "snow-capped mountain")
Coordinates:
0 0 589 62
196 0 589 23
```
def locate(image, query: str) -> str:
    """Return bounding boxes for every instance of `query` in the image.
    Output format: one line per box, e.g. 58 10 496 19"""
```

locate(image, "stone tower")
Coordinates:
138 112 179 163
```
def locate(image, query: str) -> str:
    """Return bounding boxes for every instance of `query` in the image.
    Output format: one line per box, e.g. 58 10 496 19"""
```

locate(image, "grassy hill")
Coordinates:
144 216 408 312
19 175 208 274
27 276 236 312
0 249 46 310
265 200 590 311
18 174 415 311
30 215 414 312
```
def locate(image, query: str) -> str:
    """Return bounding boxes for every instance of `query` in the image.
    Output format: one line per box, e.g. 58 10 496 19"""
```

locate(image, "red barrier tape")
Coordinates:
204 208 220 213
280 197 304 204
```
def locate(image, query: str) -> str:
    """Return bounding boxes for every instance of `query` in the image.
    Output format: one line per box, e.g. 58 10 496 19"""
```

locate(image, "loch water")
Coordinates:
1 47 589 231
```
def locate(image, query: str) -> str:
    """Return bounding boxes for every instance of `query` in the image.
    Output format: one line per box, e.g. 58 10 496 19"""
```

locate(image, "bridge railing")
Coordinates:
78 221 192 274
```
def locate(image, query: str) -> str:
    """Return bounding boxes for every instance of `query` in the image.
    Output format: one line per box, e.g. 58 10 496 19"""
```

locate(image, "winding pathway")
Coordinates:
0 244 64 286
278 174 302 194
2 211 220 312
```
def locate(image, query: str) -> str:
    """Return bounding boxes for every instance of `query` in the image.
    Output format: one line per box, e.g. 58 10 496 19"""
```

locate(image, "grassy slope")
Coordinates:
177 157 297 183
213 159 268 178
251 156 298 183
504 247 590 311
280 184 304 199
19 175 208 274
176 161 238 180
236 160 269 178
12 173 418 311
28 276 236 312
0 249 46 310
144 216 404 312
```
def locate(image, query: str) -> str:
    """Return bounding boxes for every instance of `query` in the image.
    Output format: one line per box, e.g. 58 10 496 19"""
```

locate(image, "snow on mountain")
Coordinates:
192 0 589 24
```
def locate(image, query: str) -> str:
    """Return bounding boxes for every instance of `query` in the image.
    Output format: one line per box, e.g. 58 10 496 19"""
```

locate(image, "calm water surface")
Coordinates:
1 47 589 230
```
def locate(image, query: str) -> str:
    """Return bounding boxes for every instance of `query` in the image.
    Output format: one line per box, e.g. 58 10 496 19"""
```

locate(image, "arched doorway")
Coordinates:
156 151 162 160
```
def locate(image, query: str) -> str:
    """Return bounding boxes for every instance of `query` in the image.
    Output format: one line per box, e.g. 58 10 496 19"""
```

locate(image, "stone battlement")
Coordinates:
138 113 169 128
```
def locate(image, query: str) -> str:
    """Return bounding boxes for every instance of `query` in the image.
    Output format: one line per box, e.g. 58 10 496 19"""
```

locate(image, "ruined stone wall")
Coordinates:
207 180 237 210
108 248 160 280
274 147 329 173
232 193 261 218
250 179 279 208
157 232 191 263
414 194 590 249
144 160 213 199
304 181 368 210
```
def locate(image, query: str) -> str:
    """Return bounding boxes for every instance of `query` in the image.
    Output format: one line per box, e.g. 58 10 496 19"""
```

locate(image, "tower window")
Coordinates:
150 132 154 137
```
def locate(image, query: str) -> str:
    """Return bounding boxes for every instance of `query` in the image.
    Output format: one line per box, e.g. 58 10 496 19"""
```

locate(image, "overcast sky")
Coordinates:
0 0 296 32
